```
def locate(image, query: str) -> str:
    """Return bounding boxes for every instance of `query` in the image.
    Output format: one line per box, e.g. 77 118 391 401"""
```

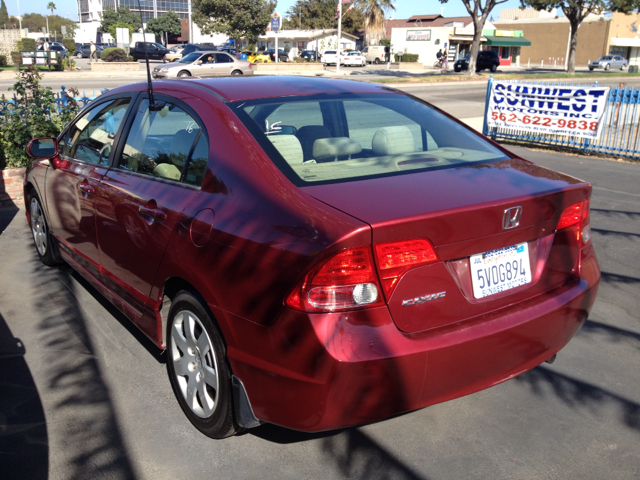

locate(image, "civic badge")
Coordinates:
402 291 446 307
502 206 522 230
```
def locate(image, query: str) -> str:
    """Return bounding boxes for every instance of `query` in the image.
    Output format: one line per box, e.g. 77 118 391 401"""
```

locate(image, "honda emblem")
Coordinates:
502 206 522 229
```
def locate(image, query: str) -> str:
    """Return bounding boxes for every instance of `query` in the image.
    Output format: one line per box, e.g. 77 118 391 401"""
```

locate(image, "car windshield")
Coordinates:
600 56 613 60
179 52 202 63
231 93 509 186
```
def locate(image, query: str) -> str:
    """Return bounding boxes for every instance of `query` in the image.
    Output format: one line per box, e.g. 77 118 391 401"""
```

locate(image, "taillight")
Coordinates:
374 239 439 299
285 246 384 312
557 199 591 246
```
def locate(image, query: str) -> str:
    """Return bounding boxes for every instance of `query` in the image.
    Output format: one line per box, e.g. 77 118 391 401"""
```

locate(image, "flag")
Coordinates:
335 2 341 18
346 3 355 12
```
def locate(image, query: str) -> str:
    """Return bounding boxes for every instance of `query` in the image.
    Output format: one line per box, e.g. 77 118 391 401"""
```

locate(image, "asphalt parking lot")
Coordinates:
0 146 638 479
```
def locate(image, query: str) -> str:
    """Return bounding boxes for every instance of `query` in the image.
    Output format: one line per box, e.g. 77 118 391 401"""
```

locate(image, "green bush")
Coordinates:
101 47 129 62
16 40 22 51
0 68 80 168
10 51 20 67
246 44 256 52
62 38 76 51
401 53 419 62
21 37 36 51
380 39 391 46
0 55 7 66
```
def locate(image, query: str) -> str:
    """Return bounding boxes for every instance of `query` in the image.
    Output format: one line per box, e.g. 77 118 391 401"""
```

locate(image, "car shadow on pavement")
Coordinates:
29 255 139 480
0 204 19 235
0 311 48 480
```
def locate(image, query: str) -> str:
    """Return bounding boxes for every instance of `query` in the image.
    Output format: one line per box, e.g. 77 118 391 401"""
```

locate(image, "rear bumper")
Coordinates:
223 244 599 432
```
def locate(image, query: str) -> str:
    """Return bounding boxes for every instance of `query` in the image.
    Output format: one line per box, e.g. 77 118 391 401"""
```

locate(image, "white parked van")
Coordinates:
363 45 386 64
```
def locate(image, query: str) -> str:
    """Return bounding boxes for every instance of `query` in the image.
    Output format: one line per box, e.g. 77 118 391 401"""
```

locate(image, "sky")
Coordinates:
9 0 531 24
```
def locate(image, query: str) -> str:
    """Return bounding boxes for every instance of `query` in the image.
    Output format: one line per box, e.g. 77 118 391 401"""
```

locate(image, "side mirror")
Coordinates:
196 60 202 65
27 137 59 160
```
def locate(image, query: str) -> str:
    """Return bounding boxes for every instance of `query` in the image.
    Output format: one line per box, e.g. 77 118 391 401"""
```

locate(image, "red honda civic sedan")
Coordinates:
24 76 600 438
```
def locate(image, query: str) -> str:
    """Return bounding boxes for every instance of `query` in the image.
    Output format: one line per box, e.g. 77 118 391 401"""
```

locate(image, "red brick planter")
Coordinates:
0 167 26 208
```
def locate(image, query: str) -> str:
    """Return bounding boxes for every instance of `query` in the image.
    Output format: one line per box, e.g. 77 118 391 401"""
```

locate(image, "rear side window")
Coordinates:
231 93 508 186
117 99 208 187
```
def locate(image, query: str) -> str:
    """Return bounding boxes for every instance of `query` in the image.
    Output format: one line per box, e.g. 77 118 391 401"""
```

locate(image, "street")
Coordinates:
0 135 638 478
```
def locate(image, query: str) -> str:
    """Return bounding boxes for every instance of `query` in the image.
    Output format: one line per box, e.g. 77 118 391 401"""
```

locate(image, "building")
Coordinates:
75 0 226 45
494 9 640 67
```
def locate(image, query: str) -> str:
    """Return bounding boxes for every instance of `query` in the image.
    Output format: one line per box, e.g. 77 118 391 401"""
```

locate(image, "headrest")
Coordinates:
268 135 304 164
372 126 415 155
312 137 362 160
171 129 198 167
153 163 181 180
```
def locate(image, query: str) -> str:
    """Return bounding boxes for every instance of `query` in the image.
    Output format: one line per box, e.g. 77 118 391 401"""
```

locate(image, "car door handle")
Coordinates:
78 183 95 195
138 205 167 222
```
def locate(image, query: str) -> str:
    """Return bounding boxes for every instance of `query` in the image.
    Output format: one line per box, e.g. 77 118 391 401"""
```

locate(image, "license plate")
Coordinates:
470 242 532 299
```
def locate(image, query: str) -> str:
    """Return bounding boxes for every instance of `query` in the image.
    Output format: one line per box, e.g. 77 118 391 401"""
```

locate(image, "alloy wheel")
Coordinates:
170 309 220 418
30 197 47 256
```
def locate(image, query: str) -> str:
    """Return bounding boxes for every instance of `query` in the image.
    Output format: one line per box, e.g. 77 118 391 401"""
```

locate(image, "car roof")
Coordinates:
108 76 403 103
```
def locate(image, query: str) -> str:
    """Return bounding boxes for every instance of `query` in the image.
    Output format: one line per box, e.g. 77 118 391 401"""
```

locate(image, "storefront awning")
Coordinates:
449 35 487 43
484 36 531 47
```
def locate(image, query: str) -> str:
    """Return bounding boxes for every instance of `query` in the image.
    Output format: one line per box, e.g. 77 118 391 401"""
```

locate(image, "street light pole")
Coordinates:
16 0 21 31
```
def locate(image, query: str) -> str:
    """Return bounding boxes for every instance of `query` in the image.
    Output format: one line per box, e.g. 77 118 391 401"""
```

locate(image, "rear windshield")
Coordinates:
230 93 509 186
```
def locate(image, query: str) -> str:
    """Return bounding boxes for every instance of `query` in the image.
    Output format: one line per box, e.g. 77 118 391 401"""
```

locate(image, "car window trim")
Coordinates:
110 92 209 190
58 93 139 167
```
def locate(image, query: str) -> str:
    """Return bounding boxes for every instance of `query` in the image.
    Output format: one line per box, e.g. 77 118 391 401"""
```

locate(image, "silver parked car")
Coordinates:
152 51 254 78
589 55 628 71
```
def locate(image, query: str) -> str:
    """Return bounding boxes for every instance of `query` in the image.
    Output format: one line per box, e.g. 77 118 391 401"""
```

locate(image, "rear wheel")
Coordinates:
605 63 610 71
231 70 242 75
28 192 62 266
166 291 239 439
589 67 594 71
490 64 498 73
374 57 381 64
178 70 191 78
76 52 83 59
621 63 627 70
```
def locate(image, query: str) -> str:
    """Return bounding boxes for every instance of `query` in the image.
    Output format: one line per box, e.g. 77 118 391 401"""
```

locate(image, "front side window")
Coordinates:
117 99 208 187
60 97 131 165
231 93 509 186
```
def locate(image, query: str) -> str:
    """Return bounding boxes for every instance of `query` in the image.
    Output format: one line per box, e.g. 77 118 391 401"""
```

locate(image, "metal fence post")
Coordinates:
482 75 493 136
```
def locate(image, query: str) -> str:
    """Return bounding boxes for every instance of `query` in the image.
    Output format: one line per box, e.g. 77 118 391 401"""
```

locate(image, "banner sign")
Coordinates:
406 30 431 41
486 81 610 139
270 12 282 33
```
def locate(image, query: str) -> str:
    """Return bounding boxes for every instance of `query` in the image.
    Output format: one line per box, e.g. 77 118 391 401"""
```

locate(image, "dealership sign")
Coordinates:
406 30 431 41
486 81 610 139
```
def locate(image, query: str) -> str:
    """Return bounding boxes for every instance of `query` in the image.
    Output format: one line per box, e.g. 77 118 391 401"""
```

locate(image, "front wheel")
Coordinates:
621 63 627 70
490 64 498 73
166 291 240 439
76 52 83 59
29 192 62 266
178 70 191 78
589 67 594 71
605 63 610 71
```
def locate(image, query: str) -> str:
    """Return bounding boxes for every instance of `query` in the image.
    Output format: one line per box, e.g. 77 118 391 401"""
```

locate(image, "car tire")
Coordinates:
490 64 498 73
166 291 240 439
605 63 610 71
28 192 63 267
589 67 594 71
454 66 461 72
621 63 627 70
231 70 242 75
178 70 191 78
374 57 381 64
76 52 83 59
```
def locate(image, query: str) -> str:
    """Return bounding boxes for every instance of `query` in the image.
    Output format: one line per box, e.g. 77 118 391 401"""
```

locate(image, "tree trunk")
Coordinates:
567 19 580 74
466 17 485 76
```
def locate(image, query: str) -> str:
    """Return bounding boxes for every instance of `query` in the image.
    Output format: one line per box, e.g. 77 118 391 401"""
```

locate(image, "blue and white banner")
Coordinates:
486 81 610 139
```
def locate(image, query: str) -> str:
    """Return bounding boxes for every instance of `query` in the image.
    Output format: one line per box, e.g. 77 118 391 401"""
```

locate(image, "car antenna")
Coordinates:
136 0 163 111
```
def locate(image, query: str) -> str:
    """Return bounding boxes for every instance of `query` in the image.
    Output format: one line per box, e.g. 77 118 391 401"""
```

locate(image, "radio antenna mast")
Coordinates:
136 0 159 110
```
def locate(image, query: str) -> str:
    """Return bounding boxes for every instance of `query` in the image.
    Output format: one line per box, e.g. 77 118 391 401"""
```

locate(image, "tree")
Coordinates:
146 11 182 45
22 13 77 37
0 0 9 28
100 7 142 34
522 0 636 74
193 0 276 44
439 0 508 75
47 2 56 16
359 0 395 46
282 0 363 34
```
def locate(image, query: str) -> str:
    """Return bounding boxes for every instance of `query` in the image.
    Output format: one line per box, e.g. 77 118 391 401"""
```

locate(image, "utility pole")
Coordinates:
336 0 341 74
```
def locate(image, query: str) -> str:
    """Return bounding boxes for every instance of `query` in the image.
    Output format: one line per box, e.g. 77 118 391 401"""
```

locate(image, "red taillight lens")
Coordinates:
285 246 384 312
374 239 439 298
557 199 591 246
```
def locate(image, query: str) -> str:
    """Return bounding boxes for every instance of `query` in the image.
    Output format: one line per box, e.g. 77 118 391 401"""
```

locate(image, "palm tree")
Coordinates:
357 0 394 46
47 2 56 16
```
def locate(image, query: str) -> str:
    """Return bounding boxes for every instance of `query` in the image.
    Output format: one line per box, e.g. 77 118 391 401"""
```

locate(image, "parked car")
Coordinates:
589 55 628 71
25 76 599 439
75 43 103 59
165 47 184 62
299 50 317 61
321 50 340 65
242 51 271 63
48 44 67 59
264 48 289 62
362 45 386 64
152 51 254 78
130 42 171 61
342 51 365 67
181 43 208 57
454 50 500 72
